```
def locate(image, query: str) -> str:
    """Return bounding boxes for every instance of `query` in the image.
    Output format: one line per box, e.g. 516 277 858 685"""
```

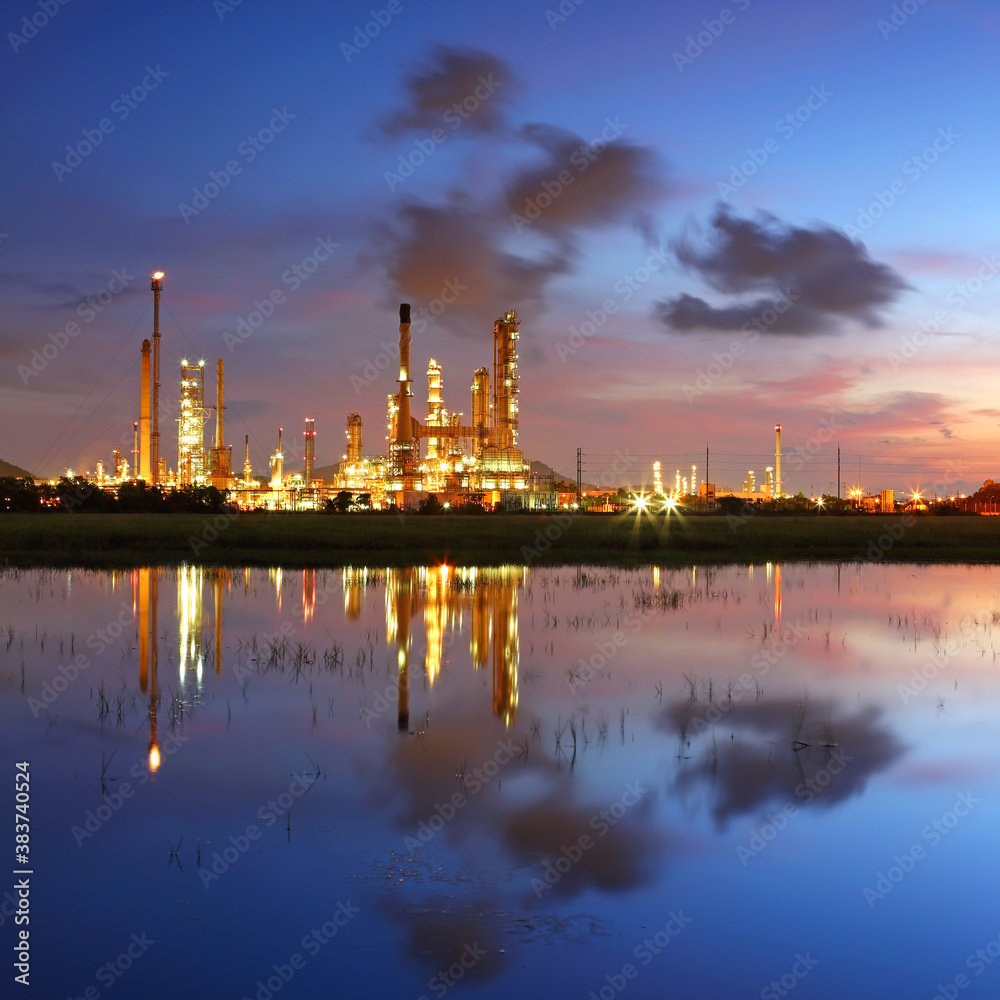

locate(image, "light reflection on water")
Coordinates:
1 563 999 999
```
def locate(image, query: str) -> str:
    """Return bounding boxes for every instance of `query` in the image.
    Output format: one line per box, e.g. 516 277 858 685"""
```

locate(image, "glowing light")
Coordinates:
149 745 161 771
152 271 164 280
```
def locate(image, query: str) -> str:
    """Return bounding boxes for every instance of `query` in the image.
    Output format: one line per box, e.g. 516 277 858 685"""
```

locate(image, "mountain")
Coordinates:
0 459 34 479
529 460 601 492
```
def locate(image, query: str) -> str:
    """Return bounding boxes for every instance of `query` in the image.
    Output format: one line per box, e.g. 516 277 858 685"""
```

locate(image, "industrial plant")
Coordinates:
80 274 545 510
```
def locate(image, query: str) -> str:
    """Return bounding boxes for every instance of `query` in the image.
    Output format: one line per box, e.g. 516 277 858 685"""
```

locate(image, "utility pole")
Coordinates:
705 444 709 488
576 448 582 504
837 446 841 499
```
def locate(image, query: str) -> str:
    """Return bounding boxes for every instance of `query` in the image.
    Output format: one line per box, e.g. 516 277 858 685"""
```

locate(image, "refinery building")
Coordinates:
92 275 541 510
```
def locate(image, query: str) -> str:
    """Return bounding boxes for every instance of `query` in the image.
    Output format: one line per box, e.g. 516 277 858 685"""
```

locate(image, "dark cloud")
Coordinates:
658 207 908 335
657 292 823 334
380 46 516 138
371 47 670 332
662 697 903 828
372 200 574 335
505 124 666 237
501 796 664 898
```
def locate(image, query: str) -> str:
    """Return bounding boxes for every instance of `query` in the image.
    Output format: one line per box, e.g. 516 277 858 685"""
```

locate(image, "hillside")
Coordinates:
0 458 34 479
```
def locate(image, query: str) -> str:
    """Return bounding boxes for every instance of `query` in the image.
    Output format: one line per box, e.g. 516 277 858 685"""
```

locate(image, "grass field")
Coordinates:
1 512 999 569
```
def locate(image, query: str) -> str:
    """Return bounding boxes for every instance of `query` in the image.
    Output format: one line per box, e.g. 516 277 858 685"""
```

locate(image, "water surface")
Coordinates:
2 563 998 999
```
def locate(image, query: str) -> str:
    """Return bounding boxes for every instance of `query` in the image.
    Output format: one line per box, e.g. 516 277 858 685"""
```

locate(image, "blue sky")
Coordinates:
2 0 998 495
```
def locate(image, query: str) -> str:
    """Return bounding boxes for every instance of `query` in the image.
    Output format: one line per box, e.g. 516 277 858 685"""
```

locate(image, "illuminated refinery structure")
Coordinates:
377 304 528 504
81 281 542 509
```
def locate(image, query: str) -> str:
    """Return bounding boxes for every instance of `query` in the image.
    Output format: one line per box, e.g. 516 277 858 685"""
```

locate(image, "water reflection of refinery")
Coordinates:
130 564 523 768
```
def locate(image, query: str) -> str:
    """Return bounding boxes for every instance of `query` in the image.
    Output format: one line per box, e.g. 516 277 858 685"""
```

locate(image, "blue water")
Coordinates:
1 563 998 999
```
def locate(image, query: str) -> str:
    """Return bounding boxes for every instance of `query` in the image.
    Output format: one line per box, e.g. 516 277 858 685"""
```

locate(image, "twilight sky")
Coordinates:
2 0 998 496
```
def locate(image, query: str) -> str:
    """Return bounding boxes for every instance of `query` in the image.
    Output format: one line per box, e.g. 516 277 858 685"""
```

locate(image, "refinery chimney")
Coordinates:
215 359 225 450
346 412 363 462
393 303 414 486
139 339 151 481
775 424 782 498
304 418 315 484
150 272 163 484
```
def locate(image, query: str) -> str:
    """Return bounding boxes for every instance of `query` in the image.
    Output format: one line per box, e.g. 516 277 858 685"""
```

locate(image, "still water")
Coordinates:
1 563 999 999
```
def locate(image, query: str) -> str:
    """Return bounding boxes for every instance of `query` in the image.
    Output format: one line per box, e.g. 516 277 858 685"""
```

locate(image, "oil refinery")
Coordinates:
81 274 544 510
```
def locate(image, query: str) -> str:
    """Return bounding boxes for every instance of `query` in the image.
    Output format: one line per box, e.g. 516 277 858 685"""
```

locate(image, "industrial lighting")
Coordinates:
152 271 164 280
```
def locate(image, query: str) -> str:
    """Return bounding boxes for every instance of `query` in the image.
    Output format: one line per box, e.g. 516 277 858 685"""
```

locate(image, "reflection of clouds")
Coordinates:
662 698 903 827
502 796 664 898
383 901 507 985
383 720 668 899
383 720 536 832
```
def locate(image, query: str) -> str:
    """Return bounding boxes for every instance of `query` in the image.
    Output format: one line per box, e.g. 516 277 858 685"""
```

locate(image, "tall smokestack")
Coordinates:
215 359 224 450
304 418 315 484
139 340 151 481
394 304 413 485
346 413 362 462
775 424 782 498
150 272 163 484
132 421 139 480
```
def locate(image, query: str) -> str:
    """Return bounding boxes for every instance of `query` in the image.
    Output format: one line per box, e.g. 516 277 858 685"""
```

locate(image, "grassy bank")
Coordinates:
1 512 999 569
